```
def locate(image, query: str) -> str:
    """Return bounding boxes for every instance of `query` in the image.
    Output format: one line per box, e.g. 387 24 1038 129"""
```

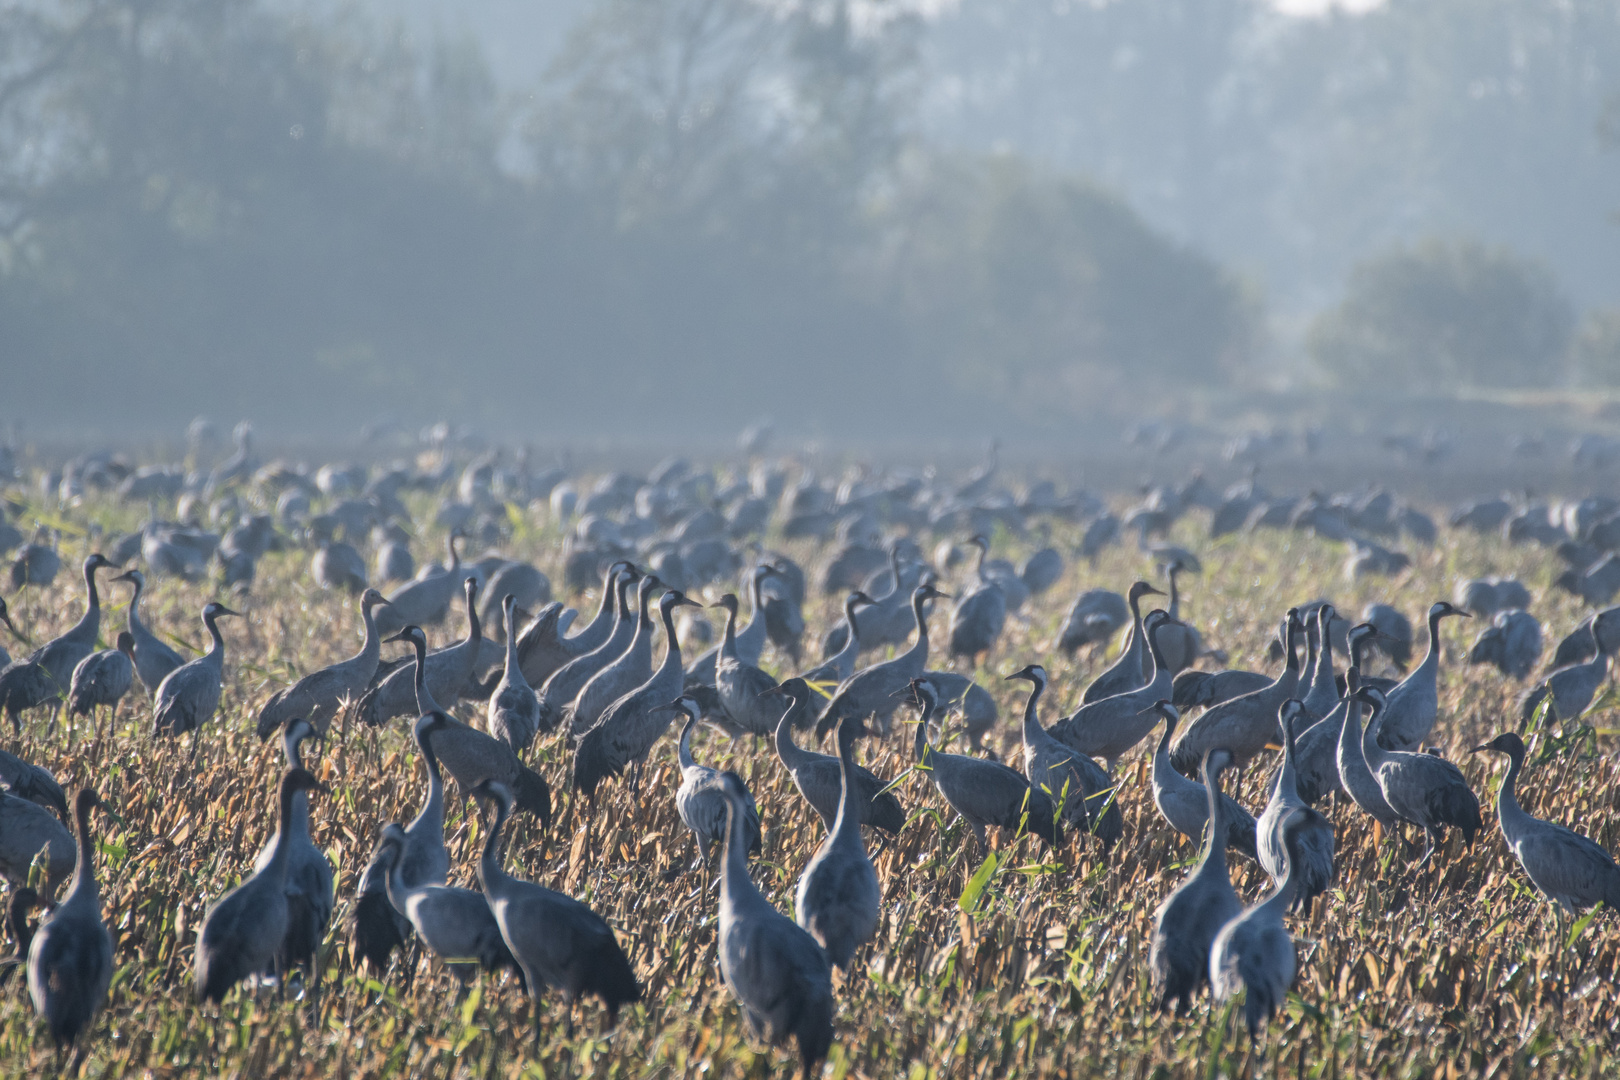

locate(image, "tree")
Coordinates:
1307 236 1573 392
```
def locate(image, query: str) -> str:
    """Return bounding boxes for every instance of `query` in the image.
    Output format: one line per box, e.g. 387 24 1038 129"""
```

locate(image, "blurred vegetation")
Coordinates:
1307 237 1575 393
0 0 1255 435
1571 308 1620 389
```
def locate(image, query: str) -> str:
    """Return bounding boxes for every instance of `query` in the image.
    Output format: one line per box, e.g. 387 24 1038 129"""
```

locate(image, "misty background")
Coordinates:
2 0 1618 441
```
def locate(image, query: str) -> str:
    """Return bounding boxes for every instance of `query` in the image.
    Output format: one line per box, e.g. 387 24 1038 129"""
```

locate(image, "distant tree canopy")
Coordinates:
0 0 1256 434
1307 237 1574 393
1572 308 1620 388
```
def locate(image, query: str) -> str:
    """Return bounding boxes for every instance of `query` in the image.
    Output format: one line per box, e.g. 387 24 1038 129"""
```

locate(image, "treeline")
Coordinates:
0 0 1253 436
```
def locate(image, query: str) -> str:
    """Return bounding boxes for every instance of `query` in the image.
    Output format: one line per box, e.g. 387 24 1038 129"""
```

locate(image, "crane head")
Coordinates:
1472 732 1526 758
1004 663 1046 687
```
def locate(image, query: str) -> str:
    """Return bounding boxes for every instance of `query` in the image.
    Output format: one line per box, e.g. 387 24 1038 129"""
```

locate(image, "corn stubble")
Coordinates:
0 500 1616 1078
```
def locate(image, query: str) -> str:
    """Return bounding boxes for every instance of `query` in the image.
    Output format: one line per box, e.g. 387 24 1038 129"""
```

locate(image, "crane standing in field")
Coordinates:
27 789 112 1050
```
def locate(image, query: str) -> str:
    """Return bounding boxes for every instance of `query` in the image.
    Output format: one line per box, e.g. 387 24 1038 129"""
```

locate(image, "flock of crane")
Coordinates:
1 432 1619 1074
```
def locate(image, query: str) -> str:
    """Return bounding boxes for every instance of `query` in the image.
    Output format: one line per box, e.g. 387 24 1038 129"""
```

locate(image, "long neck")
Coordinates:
1421 610 1444 671
477 800 511 895
463 591 481 648
84 564 101 617
1195 760 1231 885
1350 635 1368 677
1167 569 1180 616
1361 700 1391 769
678 716 698 769
504 604 520 674
974 543 989 581
1278 715 1300 797
283 736 311 835
446 533 460 572
357 602 382 667
658 601 684 673
1339 692 1364 760
830 729 864 842
1255 834 1300 919
575 572 618 640
842 597 862 646
415 726 445 833
775 708 806 766
1019 679 1046 746
265 781 299 881
913 700 934 764
907 592 930 657
1153 717 1178 771
204 612 227 659
66 800 99 907
411 640 435 713
126 580 145 637
1143 620 1167 681
720 603 740 657
1314 620 1334 682
383 848 413 913
1496 749 1533 838
743 574 765 631
719 798 758 906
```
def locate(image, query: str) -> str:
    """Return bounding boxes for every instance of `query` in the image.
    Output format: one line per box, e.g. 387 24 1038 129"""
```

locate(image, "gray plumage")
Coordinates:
1300 604 1341 718
67 632 136 719
375 825 521 985
423 704 553 828
312 540 367 593
1169 612 1304 774
195 769 323 1002
1291 623 1381 806
152 602 240 737
814 583 950 739
534 567 638 734
1256 701 1334 914
947 535 1007 664
1359 686 1482 866
673 701 761 858
713 771 833 1079
799 591 873 687
487 594 541 753
0 787 75 895
1079 582 1163 702
1171 667 1272 711
770 680 906 834
401 711 452 888
574 590 700 798
357 578 482 727
348 827 413 974
714 593 784 738
373 531 466 638
113 569 186 692
686 564 776 686
1009 664 1123 849
1148 702 1256 858
1057 587 1127 656
1335 669 1400 830
472 780 641 1043
0 556 115 726
1153 559 1204 675
0 748 67 819
1520 617 1613 724
1473 732 1620 913
795 715 881 971
1049 610 1179 769
257 589 391 737
252 720 335 983
1149 748 1244 1014
27 789 112 1047
1209 808 1309 1040
1469 609 1543 680
912 677 1062 854
1376 601 1469 751
568 575 662 737
1362 603 1413 670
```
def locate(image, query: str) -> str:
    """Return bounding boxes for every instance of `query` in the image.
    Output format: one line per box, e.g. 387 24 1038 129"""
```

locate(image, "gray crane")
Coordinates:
312 539 367 593
1209 808 1311 1040
795 714 881 972
26 789 112 1048
67 632 136 727
348 827 413 976
769 680 905 835
671 697 761 868
373 530 466 638
1468 608 1543 680
1169 611 1304 774
1153 558 1204 674
1472 732 1620 917
1520 617 1613 724
948 535 1006 667
1149 748 1244 1014
152 602 240 740
516 560 634 688
1256 701 1334 914
712 771 834 1079
1358 686 1482 866
1079 582 1164 703
1292 623 1380 805
357 578 482 727
1171 666 1273 711
0 554 116 728
814 582 951 739
534 567 638 734
0 747 68 819
257 588 392 737
0 597 14 669
0 887 41 988
1545 606 1620 672
1147 702 1256 858
1057 587 1128 657
487 594 541 753
1049 610 1179 769
1362 602 1413 670
470 780 641 1043
1008 664 1122 849
797 592 874 686
373 825 523 987
912 677 1061 854
1300 604 1341 718
568 575 662 737
1376 601 1470 751
1335 669 1400 832
0 785 74 895
195 768 324 1002
574 589 702 798
686 563 777 687
111 569 185 692
252 719 334 995
714 593 783 738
